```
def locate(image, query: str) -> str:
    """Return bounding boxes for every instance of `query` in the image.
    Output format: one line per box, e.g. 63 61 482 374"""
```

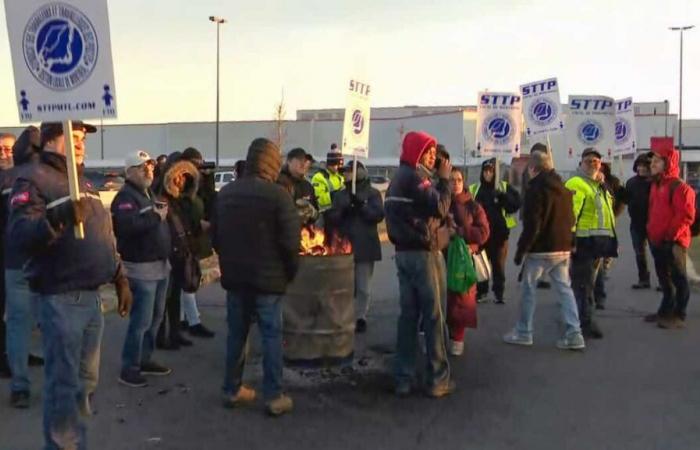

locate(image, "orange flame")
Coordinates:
300 225 352 256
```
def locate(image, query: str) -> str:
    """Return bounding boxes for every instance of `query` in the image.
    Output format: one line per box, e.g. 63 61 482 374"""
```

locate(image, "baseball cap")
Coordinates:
125 150 154 170
581 148 602 159
40 121 97 145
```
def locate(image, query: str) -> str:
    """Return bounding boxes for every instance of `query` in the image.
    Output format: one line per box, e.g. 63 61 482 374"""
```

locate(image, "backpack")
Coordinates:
668 179 700 237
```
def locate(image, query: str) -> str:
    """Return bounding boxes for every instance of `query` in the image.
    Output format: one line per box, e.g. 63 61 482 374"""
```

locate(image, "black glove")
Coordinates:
47 198 90 230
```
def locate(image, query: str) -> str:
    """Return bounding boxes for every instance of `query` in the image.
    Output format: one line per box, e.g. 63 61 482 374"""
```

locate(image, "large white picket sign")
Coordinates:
341 79 371 158
614 97 637 156
476 92 522 158
520 77 564 138
565 95 615 161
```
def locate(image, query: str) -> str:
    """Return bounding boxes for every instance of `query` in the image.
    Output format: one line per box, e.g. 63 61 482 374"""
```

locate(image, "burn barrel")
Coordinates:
283 254 355 367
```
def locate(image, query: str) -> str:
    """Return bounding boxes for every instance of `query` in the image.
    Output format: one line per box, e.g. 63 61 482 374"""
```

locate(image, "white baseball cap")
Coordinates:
125 150 154 171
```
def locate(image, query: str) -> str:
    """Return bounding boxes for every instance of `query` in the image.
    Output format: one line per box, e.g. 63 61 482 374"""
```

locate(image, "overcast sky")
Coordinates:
0 0 698 125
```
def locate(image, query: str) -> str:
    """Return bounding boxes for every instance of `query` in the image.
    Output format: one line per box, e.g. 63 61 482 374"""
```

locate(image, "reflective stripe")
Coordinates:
2 188 11 195
575 228 615 237
384 196 414 204
140 206 154 214
46 192 101 210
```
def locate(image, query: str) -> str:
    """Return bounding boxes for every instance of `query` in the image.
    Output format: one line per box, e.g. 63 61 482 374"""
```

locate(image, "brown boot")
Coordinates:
658 316 685 330
265 394 293 417
222 385 257 408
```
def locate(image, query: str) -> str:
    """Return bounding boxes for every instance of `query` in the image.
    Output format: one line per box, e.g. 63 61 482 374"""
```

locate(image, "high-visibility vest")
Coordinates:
469 181 518 229
564 176 615 237
311 169 345 211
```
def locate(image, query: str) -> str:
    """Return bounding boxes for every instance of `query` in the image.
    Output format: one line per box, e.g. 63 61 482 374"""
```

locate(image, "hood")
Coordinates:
652 146 680 179
400 131 436 168
163 160 200 199
12 126 40 166
479 158 496 186
575 166 604 184
632 153 651 174
533 169 565 193
245 138 282 182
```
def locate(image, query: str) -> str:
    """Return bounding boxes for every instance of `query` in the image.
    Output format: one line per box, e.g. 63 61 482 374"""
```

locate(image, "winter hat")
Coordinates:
12 126 40 166
343 160 368 181
632 153 651 173
246 138 282 182
182 147 204 165
326 144 344 166
400 131 437 168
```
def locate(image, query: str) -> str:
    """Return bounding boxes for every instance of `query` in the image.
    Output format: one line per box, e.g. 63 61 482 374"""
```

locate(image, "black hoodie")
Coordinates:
515 169 574 258
472 159 521 243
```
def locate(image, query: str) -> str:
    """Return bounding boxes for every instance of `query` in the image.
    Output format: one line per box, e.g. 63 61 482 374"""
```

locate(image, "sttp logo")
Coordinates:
615 118 630 145
23 3 99 91
483 113 513 145
521 79 557 96
480 94 521 107
351 110 364 135
578 120 602 144
570 98 613 111
529 98 557 126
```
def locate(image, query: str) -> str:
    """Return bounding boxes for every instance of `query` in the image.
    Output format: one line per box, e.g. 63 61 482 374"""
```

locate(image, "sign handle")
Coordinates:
351 155 358 195
63 121 85 239
495 156 501 190
546 133 556 169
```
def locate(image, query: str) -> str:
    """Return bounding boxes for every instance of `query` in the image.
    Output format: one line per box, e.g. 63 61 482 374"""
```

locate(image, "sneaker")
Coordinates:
426 380 456 398
556 333 586 351
222 385 257 408
28 354 44 367
395 383 412 397
503 330 533 346
355 318 367 334
448 339 464 356
658 316 685 330
10 390 30 409
265 394 293 416
118 370 148 388
140 362 172 376
632 281 651 290
189 324 216 338
476 294 489 304
582 322 603 339
536 280 551 289
494 297 506 305
644 313 660 323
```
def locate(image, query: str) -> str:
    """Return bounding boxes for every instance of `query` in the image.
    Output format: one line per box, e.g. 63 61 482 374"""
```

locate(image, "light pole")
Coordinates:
209 16 226 167
669 25 694 177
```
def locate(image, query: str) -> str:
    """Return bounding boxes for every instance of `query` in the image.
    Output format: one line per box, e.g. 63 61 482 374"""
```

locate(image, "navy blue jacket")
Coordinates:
384 163 451 252
7 152 121 295
111 180 171 263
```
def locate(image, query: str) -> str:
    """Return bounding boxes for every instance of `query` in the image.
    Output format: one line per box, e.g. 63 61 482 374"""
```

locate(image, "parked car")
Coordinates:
215 171 235 191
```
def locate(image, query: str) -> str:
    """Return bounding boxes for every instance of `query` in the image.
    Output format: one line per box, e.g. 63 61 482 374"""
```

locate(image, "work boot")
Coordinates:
222 385 257 408
10 390 30 409
426 380 456 398
189 323 216 338
582 322 603 339
658 316 685 330
265 394 293 416
632 281 651 290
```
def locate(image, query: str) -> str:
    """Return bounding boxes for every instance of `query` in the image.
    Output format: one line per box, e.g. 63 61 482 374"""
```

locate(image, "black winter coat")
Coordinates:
472 180 521 243
327 179 384 262
624 175 651 233
111 180 171 263
384 163 451 252
7 152 121 294
277 166 317 207
516 169 575 258
213 175 301 294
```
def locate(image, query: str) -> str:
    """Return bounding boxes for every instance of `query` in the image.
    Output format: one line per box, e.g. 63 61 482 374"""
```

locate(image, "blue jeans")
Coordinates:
121 277 168 373
515 254 582 338
223 290 283 401
40 291 103 450
5 269 40 393
394 251 450 389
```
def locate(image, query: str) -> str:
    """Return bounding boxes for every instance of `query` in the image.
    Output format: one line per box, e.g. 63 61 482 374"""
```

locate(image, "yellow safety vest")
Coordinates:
564 176 615 237
312 169 345 211
469 181 518 229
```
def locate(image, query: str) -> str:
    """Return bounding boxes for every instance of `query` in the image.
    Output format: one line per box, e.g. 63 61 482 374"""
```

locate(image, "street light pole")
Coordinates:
669 25 694 178
209 16 226 167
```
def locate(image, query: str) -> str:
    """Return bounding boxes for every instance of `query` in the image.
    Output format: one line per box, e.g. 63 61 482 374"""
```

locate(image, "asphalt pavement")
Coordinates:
2 216 700 450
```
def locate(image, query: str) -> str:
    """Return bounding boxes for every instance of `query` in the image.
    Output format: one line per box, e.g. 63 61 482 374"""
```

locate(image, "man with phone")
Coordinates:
112 150 173 387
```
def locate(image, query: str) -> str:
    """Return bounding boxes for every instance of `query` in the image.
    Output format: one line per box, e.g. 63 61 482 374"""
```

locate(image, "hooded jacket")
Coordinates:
384 131 451 252
450 190 489 252
469 159 521 243
647 146 696 248
213 139 301 294
516 169 575 258
624 154 652 233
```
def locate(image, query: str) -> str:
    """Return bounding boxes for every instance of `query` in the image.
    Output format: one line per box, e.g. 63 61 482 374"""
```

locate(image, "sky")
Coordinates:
0 0 698 126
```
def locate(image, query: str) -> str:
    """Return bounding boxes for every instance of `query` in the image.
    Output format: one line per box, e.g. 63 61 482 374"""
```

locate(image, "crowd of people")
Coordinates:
0 122 696 448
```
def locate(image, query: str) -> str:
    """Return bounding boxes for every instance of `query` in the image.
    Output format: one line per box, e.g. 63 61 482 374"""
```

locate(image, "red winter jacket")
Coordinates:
647 146 696 248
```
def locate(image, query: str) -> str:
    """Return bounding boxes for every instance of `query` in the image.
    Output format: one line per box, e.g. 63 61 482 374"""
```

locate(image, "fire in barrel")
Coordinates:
283 225 355 367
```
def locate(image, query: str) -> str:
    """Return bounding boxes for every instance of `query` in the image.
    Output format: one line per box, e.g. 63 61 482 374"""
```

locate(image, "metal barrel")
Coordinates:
283 254 355 367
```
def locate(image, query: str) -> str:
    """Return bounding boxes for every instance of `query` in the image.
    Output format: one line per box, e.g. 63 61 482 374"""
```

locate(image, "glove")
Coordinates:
47 198 90 230
350 193 365 208
114 276 133 318
514 253 523 266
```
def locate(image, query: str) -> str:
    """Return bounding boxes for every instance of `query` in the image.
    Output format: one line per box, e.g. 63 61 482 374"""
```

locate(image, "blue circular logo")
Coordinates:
483 113 514 145
615 118 630 145
529 98 557 127
23 3 99 91
352 110 364 135
578 120 602 145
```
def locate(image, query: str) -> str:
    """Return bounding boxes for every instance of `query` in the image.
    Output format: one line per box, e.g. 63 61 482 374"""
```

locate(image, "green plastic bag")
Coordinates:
447 236 477 293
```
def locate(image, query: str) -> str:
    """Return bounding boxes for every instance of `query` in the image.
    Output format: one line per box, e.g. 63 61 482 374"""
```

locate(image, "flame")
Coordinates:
300 225 352 256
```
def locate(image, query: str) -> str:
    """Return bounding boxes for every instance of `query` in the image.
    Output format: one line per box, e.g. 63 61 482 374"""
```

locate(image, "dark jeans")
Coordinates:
594 258 612 307
157 275 183 344
394 251 450 389
0 263 6 361
650 243 690 320
630 226 651 284
477 239 508 300
570 253 601 326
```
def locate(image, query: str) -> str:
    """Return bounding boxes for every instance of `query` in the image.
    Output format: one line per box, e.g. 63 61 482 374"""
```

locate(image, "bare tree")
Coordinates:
272 89 287 152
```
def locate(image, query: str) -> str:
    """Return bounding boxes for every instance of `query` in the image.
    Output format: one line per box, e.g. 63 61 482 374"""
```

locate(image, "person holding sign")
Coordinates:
7 121 132 450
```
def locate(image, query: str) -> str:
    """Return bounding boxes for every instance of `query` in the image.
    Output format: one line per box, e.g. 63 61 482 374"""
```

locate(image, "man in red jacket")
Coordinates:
645 145 696 329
